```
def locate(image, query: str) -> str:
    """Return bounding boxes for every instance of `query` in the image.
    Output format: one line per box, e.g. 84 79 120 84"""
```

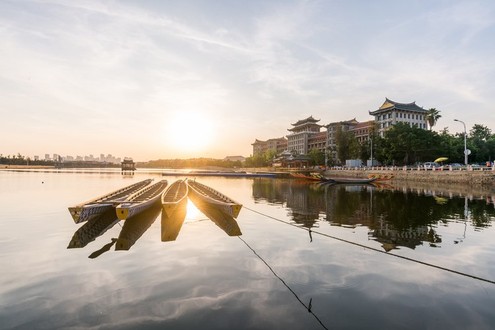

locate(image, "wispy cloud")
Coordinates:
1 0 494 159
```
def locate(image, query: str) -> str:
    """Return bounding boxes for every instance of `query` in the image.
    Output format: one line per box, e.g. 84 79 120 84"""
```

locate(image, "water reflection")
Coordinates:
67 208 119 248
252 179 495 250
161 201 188 242
115 204 162 250
190 202 242 236
67 197 241 256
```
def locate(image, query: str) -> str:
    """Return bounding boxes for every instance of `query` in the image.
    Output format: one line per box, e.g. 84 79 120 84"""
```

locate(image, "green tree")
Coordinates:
426 108 442 131
469 124 492 163
335 125 360 164
308 148 325 166
382 123 440 165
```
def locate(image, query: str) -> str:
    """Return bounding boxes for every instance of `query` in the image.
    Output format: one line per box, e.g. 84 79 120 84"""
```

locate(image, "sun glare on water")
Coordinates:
165 112 215 154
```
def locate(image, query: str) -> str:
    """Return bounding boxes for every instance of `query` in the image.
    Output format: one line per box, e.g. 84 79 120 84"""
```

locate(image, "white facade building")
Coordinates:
369 98 428 137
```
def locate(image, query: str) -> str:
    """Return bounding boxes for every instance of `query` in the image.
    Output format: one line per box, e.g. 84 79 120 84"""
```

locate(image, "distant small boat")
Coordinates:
161 179 188 218
116 180 168 220
161 171 276 178
187 180 242 218
323 177 377 184
68 179 153 224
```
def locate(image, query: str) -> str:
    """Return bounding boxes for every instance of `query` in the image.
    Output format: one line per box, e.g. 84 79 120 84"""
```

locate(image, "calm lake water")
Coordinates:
1 169 495 330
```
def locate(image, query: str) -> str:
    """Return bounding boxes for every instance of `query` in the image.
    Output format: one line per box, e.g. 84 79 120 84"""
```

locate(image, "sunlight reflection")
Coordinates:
185 200 203 222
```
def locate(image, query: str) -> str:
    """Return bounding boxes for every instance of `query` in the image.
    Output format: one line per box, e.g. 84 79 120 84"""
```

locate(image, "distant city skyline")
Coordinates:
1 1 494 162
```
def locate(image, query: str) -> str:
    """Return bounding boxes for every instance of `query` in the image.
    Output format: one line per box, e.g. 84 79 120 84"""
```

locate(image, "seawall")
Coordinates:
324 168 495 186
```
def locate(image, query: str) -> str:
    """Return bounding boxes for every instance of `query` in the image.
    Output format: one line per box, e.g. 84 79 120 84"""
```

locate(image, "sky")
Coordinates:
1 0 494 162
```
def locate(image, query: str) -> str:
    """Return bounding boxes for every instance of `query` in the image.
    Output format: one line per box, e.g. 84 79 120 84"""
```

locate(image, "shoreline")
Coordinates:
2 164 494 187
0 164 55 169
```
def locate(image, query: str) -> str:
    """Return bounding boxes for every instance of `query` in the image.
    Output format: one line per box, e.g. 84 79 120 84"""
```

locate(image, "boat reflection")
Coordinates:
192 202 242 236
161 201 188 242
67 208 119 249
115 204 162 251
252 178 495 250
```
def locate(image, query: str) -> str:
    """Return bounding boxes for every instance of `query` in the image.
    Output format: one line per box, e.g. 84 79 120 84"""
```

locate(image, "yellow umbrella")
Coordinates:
434 157 448 163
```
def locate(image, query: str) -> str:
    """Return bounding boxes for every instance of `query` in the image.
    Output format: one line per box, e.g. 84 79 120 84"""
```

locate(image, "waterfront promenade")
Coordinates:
324 165 495 185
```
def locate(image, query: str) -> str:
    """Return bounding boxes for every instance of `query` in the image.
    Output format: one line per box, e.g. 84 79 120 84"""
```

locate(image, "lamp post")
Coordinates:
454 119 468 165
370 137 373 167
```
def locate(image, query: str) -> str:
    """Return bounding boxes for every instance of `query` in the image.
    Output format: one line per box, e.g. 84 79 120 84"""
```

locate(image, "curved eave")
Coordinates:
370 106 427 116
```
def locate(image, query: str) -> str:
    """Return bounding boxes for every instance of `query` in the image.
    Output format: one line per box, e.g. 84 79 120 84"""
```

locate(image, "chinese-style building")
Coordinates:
350 120 376 144
325 118 359 151
251 137 287 156
287 116 323 155
369 98 428 136
121 157 136 173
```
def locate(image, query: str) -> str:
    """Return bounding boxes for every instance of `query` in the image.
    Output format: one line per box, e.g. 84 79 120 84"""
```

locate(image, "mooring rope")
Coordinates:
244 206 495 285
238 236 329 330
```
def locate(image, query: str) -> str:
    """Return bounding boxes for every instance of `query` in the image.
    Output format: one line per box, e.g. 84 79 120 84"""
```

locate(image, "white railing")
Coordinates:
327 165 495 172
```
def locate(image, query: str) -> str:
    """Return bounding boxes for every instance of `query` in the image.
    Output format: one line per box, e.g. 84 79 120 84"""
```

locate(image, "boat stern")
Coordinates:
68 207 82 223
116 204 130 220
232 204 243 219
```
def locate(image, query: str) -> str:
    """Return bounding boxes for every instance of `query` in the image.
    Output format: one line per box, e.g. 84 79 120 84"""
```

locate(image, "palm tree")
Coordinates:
426 108 441 131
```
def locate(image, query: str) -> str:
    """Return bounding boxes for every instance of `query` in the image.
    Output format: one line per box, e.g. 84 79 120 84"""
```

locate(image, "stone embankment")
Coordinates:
324 167 495 186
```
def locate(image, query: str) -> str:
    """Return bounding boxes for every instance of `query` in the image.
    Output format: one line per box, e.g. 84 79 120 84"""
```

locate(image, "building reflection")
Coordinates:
252 178 495 250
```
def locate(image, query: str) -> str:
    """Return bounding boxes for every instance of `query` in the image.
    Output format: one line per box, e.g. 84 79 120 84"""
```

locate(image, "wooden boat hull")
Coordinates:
69 203 114 224
116 180 168 220
323 177 377 184
68 179 153 224
187 180 242 218
161 179 189 218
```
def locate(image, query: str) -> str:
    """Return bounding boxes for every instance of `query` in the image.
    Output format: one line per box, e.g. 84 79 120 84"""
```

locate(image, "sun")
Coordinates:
165 112 215 154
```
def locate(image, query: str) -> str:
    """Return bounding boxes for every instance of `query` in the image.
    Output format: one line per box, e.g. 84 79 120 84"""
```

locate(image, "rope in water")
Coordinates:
238 236 329 330
244 206 495 285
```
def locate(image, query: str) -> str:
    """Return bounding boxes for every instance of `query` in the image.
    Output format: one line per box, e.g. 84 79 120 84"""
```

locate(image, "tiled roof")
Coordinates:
370 98 427 115
291 115 320 126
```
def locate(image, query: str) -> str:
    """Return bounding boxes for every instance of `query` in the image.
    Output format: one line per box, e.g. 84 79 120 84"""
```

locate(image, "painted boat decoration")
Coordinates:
68 179 153 224
161 179 188 218
116 180 168 220
289 172 325 181
115 205 162 250
187 180 242 218
368 174 394 181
